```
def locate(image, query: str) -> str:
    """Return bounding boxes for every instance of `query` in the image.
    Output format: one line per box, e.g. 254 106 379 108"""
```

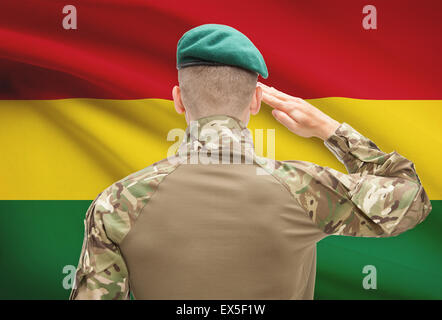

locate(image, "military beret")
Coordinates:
176 24 268 79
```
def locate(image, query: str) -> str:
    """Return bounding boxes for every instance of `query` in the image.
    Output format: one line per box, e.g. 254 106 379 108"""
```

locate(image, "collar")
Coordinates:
177 115 255 157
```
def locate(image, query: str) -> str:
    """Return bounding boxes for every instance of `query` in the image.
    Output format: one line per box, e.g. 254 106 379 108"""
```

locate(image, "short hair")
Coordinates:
178 65 258 119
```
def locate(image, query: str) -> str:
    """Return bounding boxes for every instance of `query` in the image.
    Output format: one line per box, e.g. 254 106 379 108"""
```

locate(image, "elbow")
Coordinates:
387 186 432 237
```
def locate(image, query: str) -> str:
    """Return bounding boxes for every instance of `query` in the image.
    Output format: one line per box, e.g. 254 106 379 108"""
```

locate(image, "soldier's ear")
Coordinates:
172 85 186 114
250 85 262 115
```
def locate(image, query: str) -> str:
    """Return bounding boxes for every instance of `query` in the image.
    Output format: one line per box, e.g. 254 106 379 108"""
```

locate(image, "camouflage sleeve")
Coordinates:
277 122 432 237
69 188 130 300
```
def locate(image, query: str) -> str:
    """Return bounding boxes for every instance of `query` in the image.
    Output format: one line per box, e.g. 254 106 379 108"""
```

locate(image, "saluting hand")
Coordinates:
257 82 340 141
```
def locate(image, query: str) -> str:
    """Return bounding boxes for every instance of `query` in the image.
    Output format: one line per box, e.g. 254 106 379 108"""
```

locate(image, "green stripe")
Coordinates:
0 200 440 300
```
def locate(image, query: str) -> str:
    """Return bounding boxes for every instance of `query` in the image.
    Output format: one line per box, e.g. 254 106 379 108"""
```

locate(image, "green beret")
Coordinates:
176 24 268 79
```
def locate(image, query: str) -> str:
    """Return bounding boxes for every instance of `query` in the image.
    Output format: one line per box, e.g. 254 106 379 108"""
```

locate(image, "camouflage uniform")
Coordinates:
70 115 431 300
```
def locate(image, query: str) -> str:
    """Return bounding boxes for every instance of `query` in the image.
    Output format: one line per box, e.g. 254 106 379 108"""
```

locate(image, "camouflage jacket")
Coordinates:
70 115 431 300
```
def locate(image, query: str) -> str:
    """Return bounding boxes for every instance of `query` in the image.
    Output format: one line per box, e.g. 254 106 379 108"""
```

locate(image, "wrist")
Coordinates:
317 119 340 141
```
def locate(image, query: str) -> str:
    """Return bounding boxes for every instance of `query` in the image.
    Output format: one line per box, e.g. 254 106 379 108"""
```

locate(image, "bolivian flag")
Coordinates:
0 0 441 299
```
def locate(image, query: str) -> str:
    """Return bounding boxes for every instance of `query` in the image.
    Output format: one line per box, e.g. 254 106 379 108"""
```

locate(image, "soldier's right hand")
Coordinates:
257 82 340 140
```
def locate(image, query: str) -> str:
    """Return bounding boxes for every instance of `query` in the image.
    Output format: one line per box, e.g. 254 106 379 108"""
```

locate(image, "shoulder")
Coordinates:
91 155 182 243
256 157 356 197
257 157 326 186
112 155 182 198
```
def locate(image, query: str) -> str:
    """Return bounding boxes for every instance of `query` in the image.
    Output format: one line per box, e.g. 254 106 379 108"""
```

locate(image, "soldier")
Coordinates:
70 24 432 300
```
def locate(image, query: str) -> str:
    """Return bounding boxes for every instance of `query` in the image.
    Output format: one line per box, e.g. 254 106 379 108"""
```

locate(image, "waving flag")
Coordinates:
0 0 441 299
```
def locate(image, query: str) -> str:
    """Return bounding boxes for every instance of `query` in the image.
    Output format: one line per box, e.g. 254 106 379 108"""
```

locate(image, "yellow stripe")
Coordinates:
1 98 440 199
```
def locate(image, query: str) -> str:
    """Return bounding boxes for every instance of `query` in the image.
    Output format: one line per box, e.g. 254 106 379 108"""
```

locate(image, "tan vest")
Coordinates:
120 161 326 299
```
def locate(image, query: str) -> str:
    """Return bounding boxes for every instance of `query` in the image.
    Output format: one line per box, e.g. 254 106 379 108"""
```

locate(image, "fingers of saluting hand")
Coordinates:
272 109 299 130
258 82 305 113
257 82 297 102
261 91 292 113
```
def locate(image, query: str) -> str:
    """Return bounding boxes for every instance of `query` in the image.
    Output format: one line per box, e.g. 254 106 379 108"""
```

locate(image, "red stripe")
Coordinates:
0 0 441 99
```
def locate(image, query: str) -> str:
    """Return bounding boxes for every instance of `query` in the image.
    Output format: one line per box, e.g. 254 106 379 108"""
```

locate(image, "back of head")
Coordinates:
178 65 258 119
